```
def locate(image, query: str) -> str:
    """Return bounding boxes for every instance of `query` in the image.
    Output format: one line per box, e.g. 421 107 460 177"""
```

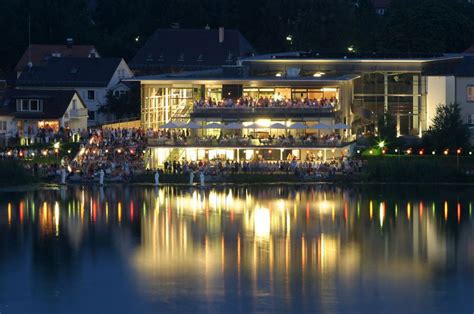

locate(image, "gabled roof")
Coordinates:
130 28 256 71
16 57 123 88
0 89 83 119
15 44 98 73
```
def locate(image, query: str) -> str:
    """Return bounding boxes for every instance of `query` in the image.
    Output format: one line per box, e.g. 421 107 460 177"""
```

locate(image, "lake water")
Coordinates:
0 185 473 314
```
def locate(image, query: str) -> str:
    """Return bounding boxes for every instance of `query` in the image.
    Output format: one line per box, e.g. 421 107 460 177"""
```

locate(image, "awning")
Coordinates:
245 123 261 129
224 122 244 129
289 122 307 130
204 122 224 129
310 123 332 130
160 122 182 129
182 121 202 129
270 122 287 129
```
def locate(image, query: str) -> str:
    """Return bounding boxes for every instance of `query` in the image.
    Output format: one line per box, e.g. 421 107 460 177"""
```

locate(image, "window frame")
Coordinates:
87 90 95 100
467 86 474 102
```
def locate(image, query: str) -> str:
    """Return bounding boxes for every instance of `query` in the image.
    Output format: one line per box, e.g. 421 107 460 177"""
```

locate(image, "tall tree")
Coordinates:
379 0 474 53
423 103 470 150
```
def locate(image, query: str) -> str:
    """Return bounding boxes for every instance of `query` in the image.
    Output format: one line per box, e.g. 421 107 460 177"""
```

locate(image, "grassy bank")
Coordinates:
0 161 37 186
363 156 474 183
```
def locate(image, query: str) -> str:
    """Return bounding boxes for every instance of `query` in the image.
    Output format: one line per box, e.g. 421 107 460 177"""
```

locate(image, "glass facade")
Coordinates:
142 84 341 130
141 85 196 130
353 73 427 136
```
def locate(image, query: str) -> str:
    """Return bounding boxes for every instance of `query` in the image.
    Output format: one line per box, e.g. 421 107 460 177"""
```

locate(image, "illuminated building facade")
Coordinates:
131 52 468 165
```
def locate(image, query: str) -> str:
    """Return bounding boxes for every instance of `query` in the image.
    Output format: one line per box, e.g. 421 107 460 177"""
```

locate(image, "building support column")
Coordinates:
413 75 420 137
384 74 389 112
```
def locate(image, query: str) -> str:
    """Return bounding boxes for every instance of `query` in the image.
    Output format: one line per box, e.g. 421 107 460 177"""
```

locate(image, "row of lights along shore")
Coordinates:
357 148 472 156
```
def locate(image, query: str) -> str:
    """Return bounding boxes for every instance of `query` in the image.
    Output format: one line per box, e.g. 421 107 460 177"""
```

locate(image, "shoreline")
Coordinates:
1 180 474 192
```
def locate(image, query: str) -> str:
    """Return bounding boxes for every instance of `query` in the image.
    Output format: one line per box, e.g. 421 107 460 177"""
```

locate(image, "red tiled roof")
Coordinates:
15 44 97 72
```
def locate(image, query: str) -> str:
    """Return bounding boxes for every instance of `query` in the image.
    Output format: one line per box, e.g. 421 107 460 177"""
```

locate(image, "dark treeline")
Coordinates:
1 0 474 73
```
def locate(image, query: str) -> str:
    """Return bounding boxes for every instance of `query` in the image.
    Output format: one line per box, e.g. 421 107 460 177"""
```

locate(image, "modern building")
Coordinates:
130 27 256 75
0 89 88 144
16 57 133 125
130 51 473 167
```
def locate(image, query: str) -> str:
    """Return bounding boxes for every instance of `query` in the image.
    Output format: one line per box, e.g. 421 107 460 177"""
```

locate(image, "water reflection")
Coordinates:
0 186 473 313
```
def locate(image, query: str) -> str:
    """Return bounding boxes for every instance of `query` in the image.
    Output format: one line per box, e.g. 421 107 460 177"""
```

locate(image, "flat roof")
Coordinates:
126 72 360 84
240 52 463 63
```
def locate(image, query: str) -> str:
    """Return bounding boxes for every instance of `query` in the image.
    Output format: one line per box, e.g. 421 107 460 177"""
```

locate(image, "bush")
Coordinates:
0 161 36 186
363 157 471 183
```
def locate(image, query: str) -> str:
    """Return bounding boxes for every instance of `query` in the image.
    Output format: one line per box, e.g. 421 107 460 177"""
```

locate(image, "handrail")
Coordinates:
147 137 353 148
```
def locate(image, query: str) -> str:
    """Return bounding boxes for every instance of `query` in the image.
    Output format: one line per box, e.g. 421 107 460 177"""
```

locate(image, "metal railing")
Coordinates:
192 106 335 113
147 137 353 148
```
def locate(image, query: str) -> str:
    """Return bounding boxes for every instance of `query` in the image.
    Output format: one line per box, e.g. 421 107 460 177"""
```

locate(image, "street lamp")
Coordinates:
457 148 462 170
286 35 293 49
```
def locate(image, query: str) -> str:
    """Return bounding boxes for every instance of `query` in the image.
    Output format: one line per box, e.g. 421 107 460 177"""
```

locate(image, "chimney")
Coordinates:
219 27 224 43
66 38 74 48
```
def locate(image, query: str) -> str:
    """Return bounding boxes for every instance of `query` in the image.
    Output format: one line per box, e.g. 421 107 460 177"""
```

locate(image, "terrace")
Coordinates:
147 134 353 148
191 96 338 119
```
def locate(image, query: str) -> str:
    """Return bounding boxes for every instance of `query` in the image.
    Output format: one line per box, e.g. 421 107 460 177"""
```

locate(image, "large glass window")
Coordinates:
142 85 194 130
21 100 29 111
30 100 39 111
353 72 425 136
467 86 474 102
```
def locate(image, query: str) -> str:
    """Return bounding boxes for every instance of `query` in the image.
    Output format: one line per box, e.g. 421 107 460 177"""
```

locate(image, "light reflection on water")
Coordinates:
0 185 473 313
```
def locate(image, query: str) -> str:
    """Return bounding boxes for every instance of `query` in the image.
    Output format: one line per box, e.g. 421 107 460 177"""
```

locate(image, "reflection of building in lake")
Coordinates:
128 188 470 300
0 186 473 300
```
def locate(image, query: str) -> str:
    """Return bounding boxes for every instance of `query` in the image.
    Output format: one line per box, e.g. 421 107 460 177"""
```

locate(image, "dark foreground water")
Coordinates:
0 185 473 314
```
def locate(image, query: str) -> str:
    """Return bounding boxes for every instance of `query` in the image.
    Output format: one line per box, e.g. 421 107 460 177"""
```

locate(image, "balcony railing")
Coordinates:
70 108 89 118
191 106 337 119
147 137 353 148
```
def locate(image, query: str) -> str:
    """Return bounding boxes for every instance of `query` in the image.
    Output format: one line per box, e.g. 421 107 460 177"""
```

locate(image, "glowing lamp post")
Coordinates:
53 142 60 161
456 148 462 170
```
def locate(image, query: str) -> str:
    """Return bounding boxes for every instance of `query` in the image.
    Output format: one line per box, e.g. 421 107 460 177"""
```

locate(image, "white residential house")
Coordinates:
16 57 134 126
0 90 88 144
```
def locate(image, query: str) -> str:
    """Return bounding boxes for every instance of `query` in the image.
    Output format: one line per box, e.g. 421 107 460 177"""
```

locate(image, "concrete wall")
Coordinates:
63 93 88 132
455 77 474 124
426 76 455 129
0 116 15 137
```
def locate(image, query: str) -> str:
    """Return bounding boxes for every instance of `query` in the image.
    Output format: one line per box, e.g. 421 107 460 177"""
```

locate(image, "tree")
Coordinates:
377 112 397 147
423 103 470 150
99 89 140 121
379 0 474 53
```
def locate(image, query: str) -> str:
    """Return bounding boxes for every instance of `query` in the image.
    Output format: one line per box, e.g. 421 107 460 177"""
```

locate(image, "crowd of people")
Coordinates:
148 130 347 147
1 125 359 183
69 128 147 181
2 125 85 146
194 96 337 109
160 157 363 178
